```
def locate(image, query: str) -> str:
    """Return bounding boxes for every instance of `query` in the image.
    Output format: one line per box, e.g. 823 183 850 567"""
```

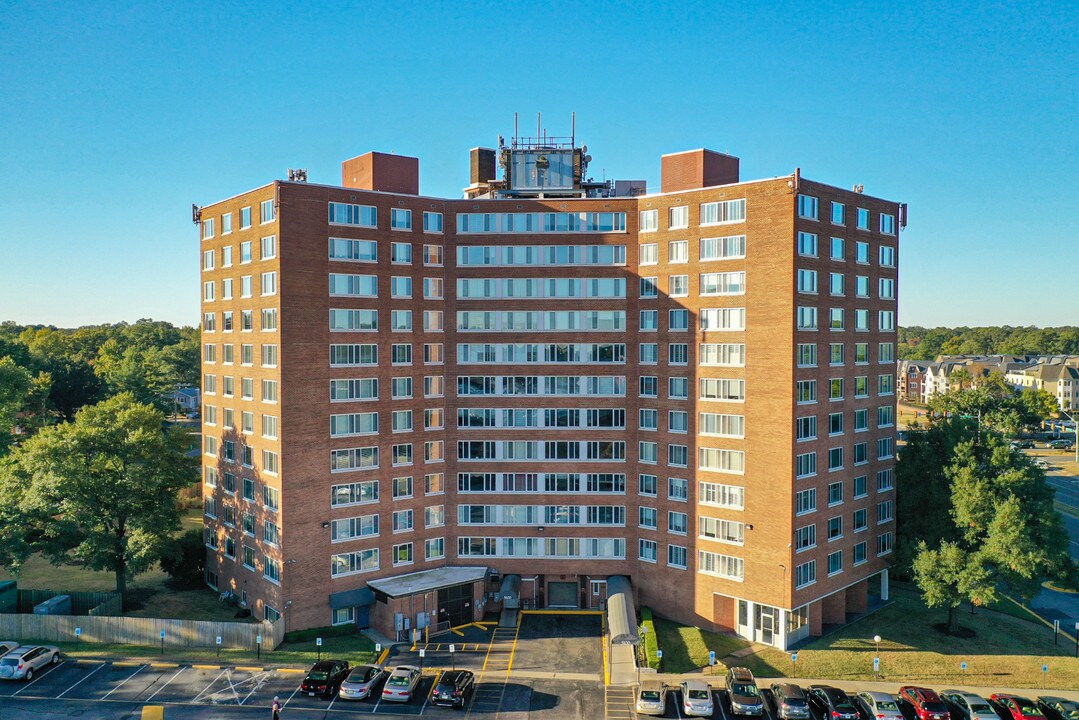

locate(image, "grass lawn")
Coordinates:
734 583 1078 690
48 633 377 668
0 509 251 623
653 615 751 675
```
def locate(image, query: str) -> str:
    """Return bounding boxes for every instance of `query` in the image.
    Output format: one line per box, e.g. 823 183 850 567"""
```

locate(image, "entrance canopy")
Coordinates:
366 566 489 599
329 586 375 610
606 575 639 645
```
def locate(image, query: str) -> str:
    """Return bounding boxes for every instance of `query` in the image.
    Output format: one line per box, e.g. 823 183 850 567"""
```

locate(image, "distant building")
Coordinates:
196 125 902 650
165 387 201 412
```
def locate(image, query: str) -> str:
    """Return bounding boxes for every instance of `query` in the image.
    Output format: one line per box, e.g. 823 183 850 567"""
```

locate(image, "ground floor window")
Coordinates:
333 607 356 626
205 570 218 590
265 605 280 622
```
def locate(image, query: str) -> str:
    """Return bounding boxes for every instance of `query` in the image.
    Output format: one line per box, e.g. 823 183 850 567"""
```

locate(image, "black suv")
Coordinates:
808 686 861 720
300 660 350 697
725 667 764 716
431 669 475 708
772 683 811 720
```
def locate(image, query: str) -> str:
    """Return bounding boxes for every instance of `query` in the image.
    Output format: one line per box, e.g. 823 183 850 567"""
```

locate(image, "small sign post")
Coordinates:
419 647 426 672
316 637 323 662
709 650 716 666
160 630 166 655
1054 619 1060 645
449 644 456 671
375 642 382 658
256 634 263 661
1042 664 1049 679
873 657 880 676
216 635 223 658
961 661 967 672
75 627 82 651
791 652 798 672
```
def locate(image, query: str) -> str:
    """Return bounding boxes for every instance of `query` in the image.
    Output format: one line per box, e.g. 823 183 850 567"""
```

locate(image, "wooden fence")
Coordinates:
0 613 285 650
17 589 122 617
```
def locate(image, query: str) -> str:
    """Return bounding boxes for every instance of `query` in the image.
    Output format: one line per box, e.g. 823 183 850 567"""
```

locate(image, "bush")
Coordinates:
284 624 358 644
159 528 206 588
640 607 661 670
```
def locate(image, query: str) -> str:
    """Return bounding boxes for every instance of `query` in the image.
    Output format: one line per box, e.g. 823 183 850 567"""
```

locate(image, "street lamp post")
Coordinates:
1058 409 1079 466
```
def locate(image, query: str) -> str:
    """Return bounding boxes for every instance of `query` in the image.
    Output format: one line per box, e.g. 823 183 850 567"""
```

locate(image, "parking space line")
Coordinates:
57 662 107 699
145 666 186 703
282 679 302 708
101 664 146 699
191 669 227 704
12 660 68 696
239 671 272 705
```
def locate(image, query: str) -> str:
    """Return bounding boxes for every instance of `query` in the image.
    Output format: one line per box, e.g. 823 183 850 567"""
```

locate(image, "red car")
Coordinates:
992 695 1046 720
900 687 951 720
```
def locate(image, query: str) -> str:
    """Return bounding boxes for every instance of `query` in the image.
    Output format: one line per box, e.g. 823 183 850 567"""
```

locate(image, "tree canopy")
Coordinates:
900 325 1079 360
926 370 1059 434
0 319 198 454
0 393 194 598
899 421 1074 632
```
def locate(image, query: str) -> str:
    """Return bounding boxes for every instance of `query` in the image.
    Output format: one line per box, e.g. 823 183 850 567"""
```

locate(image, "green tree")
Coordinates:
0 357 51 454
906 430 1072 632
0 394 194 600
160 528 207 588
912 541 996 634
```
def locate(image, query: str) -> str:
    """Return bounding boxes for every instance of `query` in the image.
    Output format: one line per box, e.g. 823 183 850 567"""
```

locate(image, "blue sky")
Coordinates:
1 1 1075 328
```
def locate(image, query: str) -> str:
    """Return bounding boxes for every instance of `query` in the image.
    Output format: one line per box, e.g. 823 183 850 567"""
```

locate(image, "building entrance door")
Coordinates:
437 583 473 627
754 605 776 645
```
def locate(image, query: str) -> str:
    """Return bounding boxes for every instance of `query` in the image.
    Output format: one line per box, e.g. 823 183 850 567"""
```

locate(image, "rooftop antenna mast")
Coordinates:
537 112 541 143
571 111 575 148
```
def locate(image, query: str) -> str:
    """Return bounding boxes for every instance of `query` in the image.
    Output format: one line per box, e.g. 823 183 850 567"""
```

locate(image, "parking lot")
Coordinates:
0 613 609 718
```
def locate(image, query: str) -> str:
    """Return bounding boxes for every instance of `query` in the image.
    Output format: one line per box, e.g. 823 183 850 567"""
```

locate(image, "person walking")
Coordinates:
271 695 282 719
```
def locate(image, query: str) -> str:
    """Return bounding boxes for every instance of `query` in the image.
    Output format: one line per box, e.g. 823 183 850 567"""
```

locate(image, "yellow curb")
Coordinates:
191 664 221 670
150 663 178 669
276 668 306 674
376 648 390 665
112 662 140 667
234 666 264 672
520 609 602 616
141 707 164 720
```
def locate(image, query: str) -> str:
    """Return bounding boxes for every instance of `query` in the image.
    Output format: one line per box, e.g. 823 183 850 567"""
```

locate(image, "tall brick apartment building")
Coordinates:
197 132 902 650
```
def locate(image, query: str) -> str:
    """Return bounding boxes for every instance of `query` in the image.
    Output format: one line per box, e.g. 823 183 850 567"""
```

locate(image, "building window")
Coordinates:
795 524 816 551
639 474 658 496
828 447 844 471
669 206 689 229
796 416 817 441
669 310 689 331
831 201 844 225
640 209 659 232
669 275 689 297
797 306 817 331
669 240 689 263
797 194 819 220
667 544 687 569
827 516 843 540
796 452 817 478
639 539 658 562
797 232 818 257
390 207 412 230
668 477 688 501
639 243 658 265
857 207 870 230
639 506 658 529
828 550 843 576
795 489 816 515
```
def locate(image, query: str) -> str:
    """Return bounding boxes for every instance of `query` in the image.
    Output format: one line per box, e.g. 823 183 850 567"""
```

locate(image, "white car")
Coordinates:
381 665 421 703
0 641 18 658
0 645 61 680
858 692 905 720
680 679 714 717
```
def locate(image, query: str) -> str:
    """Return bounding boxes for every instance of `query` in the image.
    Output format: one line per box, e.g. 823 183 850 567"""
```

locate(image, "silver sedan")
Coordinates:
858 692 905 720
338 664 385 700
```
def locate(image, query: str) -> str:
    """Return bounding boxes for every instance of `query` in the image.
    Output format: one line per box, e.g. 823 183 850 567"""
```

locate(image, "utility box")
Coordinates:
33 594 72 615
0 581 15 613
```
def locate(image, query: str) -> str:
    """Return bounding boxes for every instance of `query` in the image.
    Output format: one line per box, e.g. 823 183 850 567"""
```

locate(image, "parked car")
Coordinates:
636 681 669 716
900 687 951 720
1037 697 1079 720
726 667 764 716
1034 459 1051 469
941 691 1000 720
0 645 61 681
858 691 905 720
381 665 422 703
772 682 811 720
300 659 349 697
338 664 385 700
808 686 861 720
679 679 714 717
0 642 19 658
992 695 1046 720
430 669 475 708
1046 439 1073 450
